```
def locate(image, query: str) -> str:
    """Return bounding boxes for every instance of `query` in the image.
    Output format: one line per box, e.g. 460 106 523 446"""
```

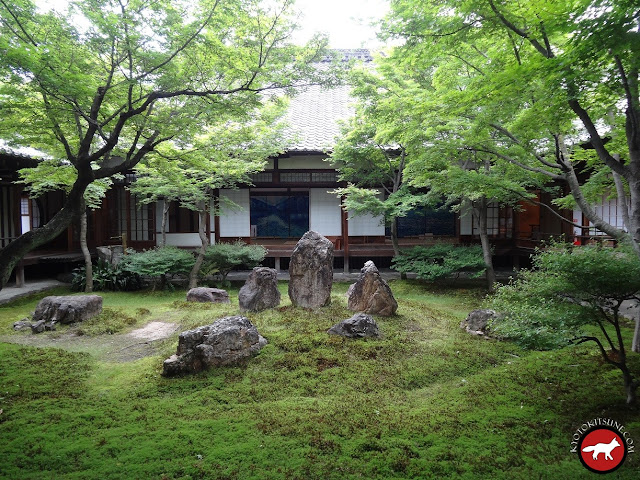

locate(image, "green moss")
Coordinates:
0 281 638 479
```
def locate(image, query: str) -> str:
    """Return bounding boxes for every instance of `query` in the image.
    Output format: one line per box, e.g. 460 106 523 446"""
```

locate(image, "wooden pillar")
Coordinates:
213 190 220 244
15 260 25 288
275 256 281 272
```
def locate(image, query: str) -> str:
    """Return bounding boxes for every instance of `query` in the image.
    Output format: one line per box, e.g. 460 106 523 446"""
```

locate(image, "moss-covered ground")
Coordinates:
0 281 638 479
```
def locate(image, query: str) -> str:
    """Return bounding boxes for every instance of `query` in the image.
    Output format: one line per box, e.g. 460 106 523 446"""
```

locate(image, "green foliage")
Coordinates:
71 259 143 292
201 241 267 281
392 244 486 281
489 243 640 403
121 247 195 285
490 244 640 349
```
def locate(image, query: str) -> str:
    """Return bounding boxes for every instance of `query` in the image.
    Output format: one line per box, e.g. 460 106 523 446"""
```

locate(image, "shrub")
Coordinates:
489 243 640 404
71 259 143 292
392 244 486 281
201 241 267 281
121 246 195 289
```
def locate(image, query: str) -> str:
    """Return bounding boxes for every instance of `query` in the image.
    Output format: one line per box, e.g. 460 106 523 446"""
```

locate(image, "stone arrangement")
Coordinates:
328 313 380 339
288 231 334 308
347 260 398 316
460 309 497 336
162 316 267 376
238 267 281 312
186 287 230 304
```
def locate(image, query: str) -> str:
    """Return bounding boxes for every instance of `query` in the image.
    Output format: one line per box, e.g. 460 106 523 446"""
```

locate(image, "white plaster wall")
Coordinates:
309 189 342 236
219 189 250 237
278 155 333 169
459 207 473 235
348 213 385 236
162 233 205 247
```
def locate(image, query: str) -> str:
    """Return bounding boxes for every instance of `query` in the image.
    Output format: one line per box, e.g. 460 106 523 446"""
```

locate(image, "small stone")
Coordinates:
460 309 497 336
328 313 380 338
13 320 32 331
186 287 230 304
30 320 46 334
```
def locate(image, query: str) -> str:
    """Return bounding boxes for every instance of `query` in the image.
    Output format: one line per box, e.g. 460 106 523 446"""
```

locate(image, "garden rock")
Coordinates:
347 261 398 316
328 313 380 338
238 267 280 312
13 319 32 331
186 287 230 304
96 245 124 267
32 295 103 325
288 231 333 308
162 316 267 376
460 309 497 336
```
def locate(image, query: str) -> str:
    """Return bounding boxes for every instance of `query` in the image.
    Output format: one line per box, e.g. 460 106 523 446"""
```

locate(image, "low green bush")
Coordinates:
392 243 486 281
201 241 267 281
71 259 143 292
121 246 195 289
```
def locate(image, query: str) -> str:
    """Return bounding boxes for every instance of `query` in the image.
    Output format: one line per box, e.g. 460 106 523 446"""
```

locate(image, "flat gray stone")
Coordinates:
328 313 380 338
186 287 230 304
32 295 102 325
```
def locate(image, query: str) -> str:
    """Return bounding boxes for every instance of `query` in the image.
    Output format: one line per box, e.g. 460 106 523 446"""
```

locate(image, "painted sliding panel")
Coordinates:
250 193 309 238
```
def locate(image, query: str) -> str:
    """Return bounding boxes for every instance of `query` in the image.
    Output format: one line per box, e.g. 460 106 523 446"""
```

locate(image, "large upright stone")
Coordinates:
238 267 281 312
162 316 267 376
288 231 334 308
32 295 103 325
347 260 397 316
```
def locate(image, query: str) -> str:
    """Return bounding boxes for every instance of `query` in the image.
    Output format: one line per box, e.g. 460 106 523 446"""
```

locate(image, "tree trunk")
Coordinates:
160 199 169 247
390 216 400 257
188 202 208 289
80 204 93 293
476 199 496 292
390 216 406 280
623 371 638 405
0 179 89 290
633 315 640 354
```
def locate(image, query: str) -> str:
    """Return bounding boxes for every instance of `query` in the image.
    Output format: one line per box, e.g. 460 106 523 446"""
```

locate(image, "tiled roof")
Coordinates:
285 83 353 152
284 49 373 153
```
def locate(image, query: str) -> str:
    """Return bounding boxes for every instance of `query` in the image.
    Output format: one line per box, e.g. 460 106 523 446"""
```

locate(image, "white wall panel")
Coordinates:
309 188 342 236
278 155 333 169
219 189 250 237
348 213 385 236
162 233 205 247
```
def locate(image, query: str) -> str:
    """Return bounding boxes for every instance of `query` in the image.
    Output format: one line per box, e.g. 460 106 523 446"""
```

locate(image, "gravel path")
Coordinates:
0 319 179 362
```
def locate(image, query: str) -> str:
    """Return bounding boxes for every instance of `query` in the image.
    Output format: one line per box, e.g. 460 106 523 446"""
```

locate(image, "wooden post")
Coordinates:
15 260 25 288
213 191 221 244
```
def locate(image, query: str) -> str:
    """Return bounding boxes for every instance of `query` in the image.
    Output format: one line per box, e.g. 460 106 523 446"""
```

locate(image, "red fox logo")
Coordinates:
581 438 621 461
